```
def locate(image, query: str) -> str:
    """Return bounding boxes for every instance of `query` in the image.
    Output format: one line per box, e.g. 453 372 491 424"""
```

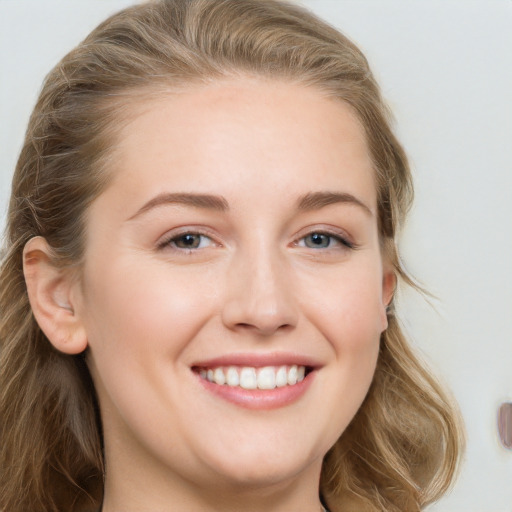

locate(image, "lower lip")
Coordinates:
194 371 315 410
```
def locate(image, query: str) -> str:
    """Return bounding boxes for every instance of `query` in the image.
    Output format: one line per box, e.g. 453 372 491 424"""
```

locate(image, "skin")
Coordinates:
24 78 394 512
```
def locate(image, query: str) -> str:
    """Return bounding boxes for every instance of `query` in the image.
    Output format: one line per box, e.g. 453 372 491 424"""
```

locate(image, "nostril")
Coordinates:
232 320 294 336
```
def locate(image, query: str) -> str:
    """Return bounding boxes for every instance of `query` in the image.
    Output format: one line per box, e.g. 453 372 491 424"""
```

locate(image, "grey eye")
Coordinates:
304 233 331 248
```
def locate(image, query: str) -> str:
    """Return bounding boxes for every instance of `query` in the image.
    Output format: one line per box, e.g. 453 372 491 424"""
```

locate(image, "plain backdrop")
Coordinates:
1 1 511 510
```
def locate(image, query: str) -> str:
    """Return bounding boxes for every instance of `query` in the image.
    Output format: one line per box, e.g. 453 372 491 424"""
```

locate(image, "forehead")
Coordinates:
103 78 376 213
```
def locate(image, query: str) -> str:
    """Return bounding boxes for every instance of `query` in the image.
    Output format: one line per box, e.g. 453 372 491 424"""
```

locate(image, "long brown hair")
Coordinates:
0 1 464 511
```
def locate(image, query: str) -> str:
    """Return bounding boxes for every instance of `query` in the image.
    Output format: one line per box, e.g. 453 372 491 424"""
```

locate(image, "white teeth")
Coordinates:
199 365 308 389
257 366 276 390
226 366 239 386
213 367 225 385
275 366 287 388
287 365 298 385
240 367 258 389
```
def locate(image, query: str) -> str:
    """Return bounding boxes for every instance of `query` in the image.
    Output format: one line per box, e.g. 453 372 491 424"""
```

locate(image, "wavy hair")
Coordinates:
0 1 463 511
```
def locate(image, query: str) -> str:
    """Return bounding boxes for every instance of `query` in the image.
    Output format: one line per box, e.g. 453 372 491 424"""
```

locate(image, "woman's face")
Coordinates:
77 78 394 496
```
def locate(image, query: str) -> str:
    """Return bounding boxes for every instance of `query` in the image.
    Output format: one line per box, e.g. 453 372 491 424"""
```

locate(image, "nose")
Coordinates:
221 248 298 336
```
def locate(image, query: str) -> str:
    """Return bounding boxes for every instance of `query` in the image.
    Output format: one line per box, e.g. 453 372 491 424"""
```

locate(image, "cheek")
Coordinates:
302 263 386 350
82 258 221 364
300 265 384 443
81 259 223 444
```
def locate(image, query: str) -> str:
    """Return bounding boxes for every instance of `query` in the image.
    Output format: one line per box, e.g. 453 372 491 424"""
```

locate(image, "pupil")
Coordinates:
180 234 198 247
307 233 329 248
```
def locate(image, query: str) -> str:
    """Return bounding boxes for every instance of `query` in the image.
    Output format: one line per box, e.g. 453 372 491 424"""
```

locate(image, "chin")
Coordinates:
201 442 321 490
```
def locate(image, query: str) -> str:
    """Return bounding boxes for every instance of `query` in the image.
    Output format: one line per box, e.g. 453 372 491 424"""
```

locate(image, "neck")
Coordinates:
101 447 325 512
102 473 325 512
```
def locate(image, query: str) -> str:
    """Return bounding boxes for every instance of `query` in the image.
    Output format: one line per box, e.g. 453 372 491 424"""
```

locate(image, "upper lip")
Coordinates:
191 352 322 369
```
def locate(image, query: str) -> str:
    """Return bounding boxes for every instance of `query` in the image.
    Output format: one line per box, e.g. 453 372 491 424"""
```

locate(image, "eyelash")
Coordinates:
156 228 356 253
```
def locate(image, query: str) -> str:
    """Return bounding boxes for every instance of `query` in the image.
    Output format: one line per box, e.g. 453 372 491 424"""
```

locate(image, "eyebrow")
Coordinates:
296 191 373 216
128 189 373 220
128 192 229 220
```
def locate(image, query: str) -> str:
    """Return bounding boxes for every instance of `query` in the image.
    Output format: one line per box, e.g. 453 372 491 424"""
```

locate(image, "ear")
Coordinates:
23 236 87 354
382 267 396 308
380 265 396 330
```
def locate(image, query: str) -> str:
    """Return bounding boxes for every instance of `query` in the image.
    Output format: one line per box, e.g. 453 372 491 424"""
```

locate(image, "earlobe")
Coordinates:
23 236 87 355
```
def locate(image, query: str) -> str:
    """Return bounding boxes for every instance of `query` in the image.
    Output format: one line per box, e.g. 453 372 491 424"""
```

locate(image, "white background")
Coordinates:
1 1 511 510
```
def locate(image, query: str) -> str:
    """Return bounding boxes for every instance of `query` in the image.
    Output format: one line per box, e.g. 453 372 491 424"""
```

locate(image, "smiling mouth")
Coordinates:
193 365 310 390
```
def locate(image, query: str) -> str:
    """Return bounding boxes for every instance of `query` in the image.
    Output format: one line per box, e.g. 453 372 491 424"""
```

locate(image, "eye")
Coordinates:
297 231 353 250
158 232 215 251
303 233 332 248
173 233 205 249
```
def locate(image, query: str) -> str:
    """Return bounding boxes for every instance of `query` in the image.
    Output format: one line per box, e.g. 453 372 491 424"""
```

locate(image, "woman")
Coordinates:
0 1 464 511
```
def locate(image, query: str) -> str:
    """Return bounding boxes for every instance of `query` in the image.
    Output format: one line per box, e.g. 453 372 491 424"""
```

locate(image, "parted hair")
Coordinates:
0 1 463 511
